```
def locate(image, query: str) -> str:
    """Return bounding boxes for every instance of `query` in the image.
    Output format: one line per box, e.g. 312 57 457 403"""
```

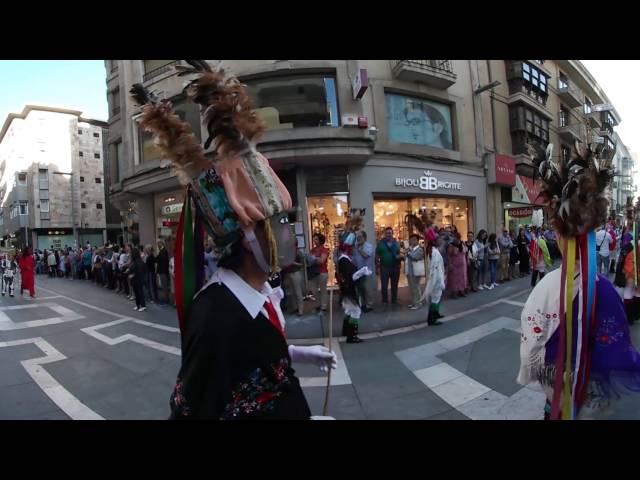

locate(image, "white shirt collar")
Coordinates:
195 267 285 326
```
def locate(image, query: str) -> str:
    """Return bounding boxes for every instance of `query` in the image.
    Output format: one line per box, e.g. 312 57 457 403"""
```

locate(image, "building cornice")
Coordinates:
0 105 108 145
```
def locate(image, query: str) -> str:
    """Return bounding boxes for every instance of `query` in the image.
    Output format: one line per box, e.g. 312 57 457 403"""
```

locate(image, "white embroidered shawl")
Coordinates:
517 267 583 386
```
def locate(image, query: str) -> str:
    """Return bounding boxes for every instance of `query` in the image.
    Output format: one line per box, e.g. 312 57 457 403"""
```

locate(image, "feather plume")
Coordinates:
174 60 266 160
528 140 613 236
129 83 210 186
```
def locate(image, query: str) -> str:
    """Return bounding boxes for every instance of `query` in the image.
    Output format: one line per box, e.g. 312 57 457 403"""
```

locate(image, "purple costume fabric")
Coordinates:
621 232 632 248
544 274 640 400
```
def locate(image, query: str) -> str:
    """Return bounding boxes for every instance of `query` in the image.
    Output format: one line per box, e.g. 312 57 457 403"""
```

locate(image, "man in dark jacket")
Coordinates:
156 241 170 305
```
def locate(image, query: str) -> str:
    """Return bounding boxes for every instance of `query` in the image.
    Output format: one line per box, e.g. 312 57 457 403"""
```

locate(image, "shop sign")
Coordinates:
508 207 533 218
395 170 462 191
488 154 516 186
162 220 175 227
352 68 368 100
512 175 545 206
162 203 182 215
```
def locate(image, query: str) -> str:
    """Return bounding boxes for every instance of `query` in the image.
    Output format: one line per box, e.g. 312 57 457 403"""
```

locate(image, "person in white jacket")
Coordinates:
424 231 445 326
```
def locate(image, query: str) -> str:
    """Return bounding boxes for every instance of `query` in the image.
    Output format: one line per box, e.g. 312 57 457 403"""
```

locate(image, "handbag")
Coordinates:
412 259 426 277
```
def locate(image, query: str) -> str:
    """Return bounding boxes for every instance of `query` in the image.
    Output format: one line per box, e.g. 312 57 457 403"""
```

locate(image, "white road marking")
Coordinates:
81 318 181 356
0 337 104 420
396 316 545 420
501 300 526 307
298 341 352 387
0 303 84 330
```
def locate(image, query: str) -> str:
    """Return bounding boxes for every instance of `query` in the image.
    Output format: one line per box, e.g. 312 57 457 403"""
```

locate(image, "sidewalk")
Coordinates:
30 268 543 341
283 270 544 339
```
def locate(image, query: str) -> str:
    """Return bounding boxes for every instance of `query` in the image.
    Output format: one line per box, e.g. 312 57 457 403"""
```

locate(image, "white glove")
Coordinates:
352 266 372 281
288 345 337 372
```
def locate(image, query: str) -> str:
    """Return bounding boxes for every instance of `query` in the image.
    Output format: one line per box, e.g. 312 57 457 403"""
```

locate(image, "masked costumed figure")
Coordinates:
517 141 640 420
1 255 18 297
336 209 371 344
131 60 337 420
405 210 443 326
424 228 445 326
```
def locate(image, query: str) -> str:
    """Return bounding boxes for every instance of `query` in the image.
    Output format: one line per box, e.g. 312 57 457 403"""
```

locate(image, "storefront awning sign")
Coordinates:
395 170 462 191
512 175 545 206
162 203 182 215
508 207 533 218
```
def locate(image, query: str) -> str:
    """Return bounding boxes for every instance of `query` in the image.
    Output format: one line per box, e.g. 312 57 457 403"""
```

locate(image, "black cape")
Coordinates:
169 281 311 420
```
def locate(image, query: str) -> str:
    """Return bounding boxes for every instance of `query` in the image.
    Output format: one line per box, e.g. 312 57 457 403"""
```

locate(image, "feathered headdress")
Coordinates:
130 60 292 334
340 209 365 247
527 140 614 420
405 209 436 237
528 140 613 237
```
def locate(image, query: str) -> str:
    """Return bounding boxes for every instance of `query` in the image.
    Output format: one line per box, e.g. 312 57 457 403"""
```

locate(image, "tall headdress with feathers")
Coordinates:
340 208 366 247
405 209 437 242
527 139 614 420
130 60 292 334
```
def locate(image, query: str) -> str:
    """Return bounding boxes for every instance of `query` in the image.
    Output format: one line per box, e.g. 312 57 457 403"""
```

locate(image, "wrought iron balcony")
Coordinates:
390 60 457 89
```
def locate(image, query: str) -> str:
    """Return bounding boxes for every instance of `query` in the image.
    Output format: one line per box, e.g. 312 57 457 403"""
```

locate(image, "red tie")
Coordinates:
263 300 286 339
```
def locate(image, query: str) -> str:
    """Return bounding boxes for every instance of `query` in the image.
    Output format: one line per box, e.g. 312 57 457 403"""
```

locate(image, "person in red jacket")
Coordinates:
18 246 36 298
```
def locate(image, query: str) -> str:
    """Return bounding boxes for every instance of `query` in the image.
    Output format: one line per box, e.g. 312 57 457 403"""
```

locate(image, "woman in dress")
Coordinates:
447 232 468 298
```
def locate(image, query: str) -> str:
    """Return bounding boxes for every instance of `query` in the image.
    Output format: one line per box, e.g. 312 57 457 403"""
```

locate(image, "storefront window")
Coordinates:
373 196 473 288
307 195 349 285
373 197 472 241
245 75 339 130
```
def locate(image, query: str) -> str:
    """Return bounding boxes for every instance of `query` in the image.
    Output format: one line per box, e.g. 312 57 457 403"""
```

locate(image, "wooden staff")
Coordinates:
322 286 333 416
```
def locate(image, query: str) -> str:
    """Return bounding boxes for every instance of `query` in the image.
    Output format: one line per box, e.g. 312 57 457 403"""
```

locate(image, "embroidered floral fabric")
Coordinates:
221 358 292 420
521 272 640 401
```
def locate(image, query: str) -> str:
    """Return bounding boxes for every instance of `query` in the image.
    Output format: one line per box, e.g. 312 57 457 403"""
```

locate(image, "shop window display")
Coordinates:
374 197 473 286
307 195 349 284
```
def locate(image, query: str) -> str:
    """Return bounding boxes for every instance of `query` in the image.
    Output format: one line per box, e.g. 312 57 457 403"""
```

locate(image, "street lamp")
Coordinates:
53 171 77 247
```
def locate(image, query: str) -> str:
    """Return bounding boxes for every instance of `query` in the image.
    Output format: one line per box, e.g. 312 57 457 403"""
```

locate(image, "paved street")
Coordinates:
2 271 640 420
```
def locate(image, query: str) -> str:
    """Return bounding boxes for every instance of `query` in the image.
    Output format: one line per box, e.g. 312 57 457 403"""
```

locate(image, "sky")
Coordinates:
0 60 108 124
581 60 640 184
0 60 637 181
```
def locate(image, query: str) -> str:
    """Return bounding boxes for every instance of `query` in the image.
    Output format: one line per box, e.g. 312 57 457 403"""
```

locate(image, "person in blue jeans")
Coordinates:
472 230 489 290
486 233 501 289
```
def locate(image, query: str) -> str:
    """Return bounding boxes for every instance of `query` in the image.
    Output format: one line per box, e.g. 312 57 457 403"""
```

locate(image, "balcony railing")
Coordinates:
556 81 583 108
390 60 457 89
391 60 454 73
143 61 180 82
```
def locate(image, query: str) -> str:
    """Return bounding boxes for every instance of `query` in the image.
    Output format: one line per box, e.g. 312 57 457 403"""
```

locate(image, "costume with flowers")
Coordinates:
336 209 371 343
517 141 640 420
131 61 335 420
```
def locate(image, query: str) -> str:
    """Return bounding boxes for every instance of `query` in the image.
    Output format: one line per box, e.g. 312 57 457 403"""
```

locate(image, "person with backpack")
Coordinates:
595 224 614 276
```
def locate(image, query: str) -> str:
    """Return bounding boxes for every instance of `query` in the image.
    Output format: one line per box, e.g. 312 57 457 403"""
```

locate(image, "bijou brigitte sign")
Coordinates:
395 170 462 191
